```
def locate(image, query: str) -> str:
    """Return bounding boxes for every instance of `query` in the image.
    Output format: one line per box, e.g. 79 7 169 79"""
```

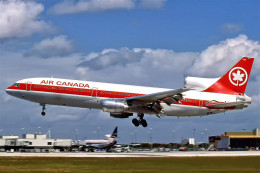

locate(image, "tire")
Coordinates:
132 118 139 127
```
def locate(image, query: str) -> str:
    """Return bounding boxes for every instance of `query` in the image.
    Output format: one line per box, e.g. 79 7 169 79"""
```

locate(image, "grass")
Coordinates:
0 156 259 173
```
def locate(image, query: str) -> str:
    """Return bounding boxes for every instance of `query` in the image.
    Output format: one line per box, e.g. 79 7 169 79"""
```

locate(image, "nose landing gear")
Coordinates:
41 104 46 116
132 113 147 127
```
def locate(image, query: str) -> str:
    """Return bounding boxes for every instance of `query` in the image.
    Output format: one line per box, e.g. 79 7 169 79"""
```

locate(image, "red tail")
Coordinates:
203 57 254 95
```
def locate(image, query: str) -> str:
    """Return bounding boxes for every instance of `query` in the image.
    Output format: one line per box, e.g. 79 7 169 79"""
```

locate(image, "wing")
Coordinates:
206 101 251 109
126 88 191 106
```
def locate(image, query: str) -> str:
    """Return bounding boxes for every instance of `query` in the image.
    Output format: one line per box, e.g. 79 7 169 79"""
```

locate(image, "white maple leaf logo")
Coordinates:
229 67 248 86
232 70 245 82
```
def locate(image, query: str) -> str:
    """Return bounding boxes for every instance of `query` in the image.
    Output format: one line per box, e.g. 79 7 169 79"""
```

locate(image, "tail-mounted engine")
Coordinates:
101 100 129 113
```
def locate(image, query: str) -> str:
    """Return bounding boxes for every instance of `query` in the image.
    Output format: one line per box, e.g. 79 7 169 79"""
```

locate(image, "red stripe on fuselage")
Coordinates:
7 83 232 109
7 83 142 98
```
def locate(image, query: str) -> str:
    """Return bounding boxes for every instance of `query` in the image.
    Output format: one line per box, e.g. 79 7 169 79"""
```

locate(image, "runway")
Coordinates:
0 151 260 157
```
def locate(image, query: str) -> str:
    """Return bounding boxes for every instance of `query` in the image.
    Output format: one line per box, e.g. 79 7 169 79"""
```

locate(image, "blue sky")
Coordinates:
42 0 260 52
0 0 259 143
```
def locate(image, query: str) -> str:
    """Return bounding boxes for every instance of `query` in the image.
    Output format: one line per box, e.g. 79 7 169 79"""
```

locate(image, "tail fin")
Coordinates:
203 57 254 95
111 126 118 138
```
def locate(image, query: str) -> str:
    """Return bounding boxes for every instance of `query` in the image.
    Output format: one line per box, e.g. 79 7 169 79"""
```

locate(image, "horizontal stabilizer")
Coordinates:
206 101 251 109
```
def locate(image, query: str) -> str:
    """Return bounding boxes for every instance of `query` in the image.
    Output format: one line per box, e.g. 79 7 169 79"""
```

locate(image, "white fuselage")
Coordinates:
6 77 248 117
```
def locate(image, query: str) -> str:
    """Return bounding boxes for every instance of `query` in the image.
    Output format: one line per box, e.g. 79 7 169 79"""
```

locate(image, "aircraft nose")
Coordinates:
6 88 12 95
5 87 15 96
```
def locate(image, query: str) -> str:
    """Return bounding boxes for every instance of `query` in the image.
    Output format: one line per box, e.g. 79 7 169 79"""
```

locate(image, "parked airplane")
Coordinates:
78 126 117 152
6 57 254 127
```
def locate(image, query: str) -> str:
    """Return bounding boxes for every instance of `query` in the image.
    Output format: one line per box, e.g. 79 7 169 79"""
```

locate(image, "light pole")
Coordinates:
205 129 208 143
172 130 175 143
149 128 152 143
75 129 79 141
21 128 25 138
193 129 196 141
134 130 137 143
97 127 100 139
193 129 196 151
93 130 96 138
37 126 41 134
131 133 134 143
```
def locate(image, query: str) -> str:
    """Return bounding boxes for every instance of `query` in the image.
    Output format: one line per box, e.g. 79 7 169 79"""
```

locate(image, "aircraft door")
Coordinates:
199 100 202 107
26 81 32 91
91 87 98 97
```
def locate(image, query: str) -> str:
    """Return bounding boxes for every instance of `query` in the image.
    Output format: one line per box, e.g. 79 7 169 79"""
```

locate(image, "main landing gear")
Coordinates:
41 104 46 116
132 113 147 127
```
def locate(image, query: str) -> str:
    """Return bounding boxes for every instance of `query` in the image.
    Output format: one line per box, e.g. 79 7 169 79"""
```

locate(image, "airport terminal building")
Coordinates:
209 128 260 150
0 133 73 152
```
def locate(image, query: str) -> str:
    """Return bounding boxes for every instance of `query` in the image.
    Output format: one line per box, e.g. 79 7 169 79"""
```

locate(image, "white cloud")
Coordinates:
139 0 167 9
0 0 53 39
77 48 198 87
220 23 243 34
79 48 197 71
189 35 260 77
24 35 74 58
50 0 135 14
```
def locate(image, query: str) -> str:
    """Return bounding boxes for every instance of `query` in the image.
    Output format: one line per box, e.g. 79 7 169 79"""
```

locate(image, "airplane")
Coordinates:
78 126 117 152
6 57 254 127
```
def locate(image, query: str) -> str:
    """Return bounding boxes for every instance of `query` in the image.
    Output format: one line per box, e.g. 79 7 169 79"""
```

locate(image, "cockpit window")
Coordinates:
12 83 20 87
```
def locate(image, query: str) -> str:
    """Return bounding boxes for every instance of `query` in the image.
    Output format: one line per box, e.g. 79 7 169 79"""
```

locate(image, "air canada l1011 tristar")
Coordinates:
6 57 254 127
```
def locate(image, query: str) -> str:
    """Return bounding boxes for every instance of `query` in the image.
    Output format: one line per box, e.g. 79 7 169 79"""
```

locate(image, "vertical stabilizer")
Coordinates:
203 57 254 95
111 126 118 138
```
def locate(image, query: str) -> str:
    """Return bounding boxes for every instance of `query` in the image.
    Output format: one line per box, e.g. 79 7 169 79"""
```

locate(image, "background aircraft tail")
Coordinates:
203 57 254 95
107 126 117 143
111 126 118 138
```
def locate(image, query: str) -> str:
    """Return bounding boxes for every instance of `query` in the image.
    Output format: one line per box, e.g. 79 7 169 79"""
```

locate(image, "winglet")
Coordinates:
203 57 254 95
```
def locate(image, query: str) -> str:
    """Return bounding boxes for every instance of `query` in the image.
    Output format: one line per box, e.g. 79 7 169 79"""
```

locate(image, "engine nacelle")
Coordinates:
110 113 133 118
101 100 129 113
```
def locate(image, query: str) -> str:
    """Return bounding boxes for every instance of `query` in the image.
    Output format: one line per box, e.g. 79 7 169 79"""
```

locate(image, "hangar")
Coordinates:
209 128 260 150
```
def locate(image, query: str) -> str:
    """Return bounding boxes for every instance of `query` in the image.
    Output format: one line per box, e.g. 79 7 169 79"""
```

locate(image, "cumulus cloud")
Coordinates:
189 35 260 77
79 48 197 71
24 35 74 58
50 0 135 14
78 48 144 70
0 0 53 39
139 0 167 9
220 23 243 34
77 48 198 87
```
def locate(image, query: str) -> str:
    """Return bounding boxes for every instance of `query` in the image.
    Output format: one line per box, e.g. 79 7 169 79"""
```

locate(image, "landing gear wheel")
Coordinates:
132 118 139 127
132 113 148 127
41 112 46 116
140 119 147 127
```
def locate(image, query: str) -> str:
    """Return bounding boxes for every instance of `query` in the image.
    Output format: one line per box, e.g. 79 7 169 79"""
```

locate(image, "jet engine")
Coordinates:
101 100 129 113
